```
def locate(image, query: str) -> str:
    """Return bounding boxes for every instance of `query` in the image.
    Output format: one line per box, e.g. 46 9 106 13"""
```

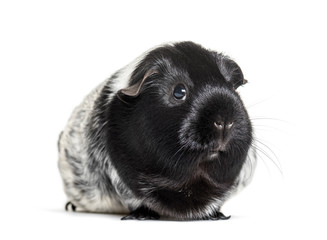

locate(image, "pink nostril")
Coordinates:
214 121 224 130
226 122 234 129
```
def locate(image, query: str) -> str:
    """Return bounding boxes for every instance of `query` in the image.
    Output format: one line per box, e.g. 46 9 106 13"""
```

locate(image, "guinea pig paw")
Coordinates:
121 206 160 220
65 201 77 212
204 211 231 220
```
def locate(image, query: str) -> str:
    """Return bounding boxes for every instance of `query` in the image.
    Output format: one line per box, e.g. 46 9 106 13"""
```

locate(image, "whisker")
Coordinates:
253 137 280 166
246 97 274 108
251 144 283 175
253 146 272 175
250 117 290 124
253 126 285 134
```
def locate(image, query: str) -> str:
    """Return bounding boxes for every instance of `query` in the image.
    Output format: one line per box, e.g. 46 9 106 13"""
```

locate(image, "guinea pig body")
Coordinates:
58 41 256 220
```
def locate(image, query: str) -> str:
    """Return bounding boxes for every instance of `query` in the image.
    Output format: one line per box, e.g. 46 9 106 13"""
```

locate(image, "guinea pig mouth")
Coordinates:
207 147 226 160
208 142 227 159
211 144 227 153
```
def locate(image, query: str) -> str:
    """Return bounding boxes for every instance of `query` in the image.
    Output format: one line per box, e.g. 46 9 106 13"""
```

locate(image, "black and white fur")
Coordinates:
58 41 256 220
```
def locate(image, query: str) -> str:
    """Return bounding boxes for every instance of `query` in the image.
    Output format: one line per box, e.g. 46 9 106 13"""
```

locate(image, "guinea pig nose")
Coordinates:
214 121 234 132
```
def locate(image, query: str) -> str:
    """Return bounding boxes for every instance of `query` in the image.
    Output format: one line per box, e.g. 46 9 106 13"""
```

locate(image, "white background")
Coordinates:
1 0 326 239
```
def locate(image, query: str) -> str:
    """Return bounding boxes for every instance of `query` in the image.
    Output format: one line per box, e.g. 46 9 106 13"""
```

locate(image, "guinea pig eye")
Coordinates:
173 84 187 100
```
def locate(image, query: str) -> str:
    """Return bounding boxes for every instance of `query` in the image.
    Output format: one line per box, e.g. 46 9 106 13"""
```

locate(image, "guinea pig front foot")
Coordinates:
121 206 160 220
203 210 231 220
65 201 76 212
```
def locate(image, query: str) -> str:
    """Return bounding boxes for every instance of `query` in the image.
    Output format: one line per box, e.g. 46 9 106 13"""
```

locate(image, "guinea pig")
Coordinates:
58 41 256 220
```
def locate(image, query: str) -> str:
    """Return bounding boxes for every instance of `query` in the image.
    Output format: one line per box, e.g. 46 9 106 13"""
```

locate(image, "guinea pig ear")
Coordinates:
217 55 247 89
120 69 158 97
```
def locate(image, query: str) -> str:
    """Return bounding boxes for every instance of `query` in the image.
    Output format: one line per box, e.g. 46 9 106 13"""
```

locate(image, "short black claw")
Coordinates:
204 211 231 220
65 201 76 212
215 212 231 220
121 206 160 220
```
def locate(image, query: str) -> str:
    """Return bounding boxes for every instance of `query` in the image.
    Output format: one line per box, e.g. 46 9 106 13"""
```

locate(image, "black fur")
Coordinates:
87 42 252 219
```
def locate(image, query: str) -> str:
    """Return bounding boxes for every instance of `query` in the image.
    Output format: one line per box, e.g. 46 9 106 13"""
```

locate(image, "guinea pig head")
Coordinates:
112 42 252 190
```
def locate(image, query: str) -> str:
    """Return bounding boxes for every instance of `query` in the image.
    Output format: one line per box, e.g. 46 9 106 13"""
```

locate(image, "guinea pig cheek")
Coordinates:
178 108 215 151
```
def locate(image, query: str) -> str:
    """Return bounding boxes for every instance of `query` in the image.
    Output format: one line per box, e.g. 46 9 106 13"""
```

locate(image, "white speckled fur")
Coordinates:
58 52 148 213
58 82 126 213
